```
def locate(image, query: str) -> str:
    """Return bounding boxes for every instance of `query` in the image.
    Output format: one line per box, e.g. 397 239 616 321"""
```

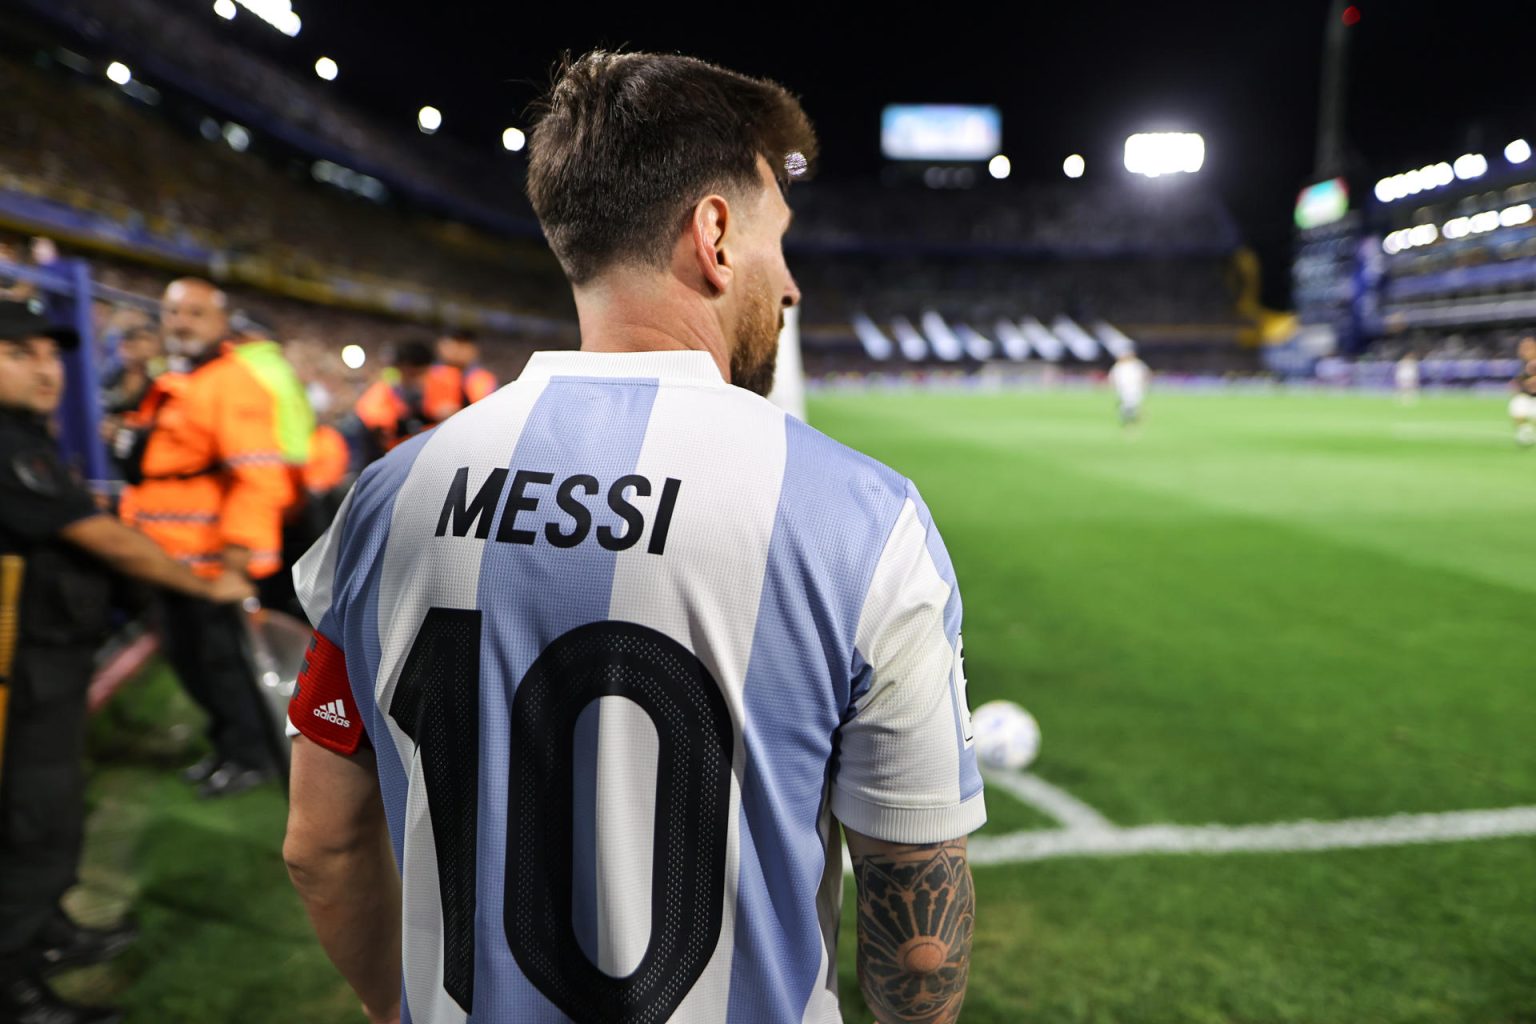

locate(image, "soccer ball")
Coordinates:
972 700 1041 771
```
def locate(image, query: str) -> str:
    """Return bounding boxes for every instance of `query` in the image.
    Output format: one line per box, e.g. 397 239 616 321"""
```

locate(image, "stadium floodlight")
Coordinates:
988 155 1012 180
231 0 300 36
1063 154 1085 179
1453 153 1488 180
1123 132 1204 178
1408 223 1438 247
418 105 442 134
1432 161 1455 186
1374 177 1397 203
341 345 366 369
1470 210 1500 233
106 61 132 86
223 122 251 152
213 0 237 18
1501 203 1534 227
1442 216 1472 239
1506 139 1533 165
502 127 526 152
314 56 338 81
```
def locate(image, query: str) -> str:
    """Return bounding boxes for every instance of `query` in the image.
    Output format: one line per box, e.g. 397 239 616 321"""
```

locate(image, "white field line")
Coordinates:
967 805 1536 867
841 772 1536 873
983 769 1115 831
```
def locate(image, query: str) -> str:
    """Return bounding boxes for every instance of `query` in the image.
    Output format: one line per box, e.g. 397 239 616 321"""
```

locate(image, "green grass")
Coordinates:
61 389 1536 1023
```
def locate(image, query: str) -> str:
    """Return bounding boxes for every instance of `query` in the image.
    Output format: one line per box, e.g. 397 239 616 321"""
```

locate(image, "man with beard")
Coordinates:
117 278 294 797
284 51 983 1024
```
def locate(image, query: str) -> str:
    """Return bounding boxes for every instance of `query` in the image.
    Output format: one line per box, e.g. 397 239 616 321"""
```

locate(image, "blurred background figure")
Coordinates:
424 327 497 423
353 340 434 462
1109 349 1151 430
0 301 251 1024
1394 350 1420 405
116 278 292 798
1511 336 1536 447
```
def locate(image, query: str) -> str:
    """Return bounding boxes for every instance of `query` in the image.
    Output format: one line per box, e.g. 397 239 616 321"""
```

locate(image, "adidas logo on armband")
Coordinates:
313 699 352 729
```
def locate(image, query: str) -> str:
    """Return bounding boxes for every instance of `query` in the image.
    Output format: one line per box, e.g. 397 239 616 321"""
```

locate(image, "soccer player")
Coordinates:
1394 351 1420 405
1109 349 1151 429
283 51 984 1024
1509 336 1536 447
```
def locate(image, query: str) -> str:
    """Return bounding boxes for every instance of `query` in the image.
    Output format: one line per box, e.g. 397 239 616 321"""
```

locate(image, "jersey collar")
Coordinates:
519 350 726 386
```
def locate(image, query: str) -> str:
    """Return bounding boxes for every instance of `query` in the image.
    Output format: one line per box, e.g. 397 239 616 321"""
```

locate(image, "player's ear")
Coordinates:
689 195 733 297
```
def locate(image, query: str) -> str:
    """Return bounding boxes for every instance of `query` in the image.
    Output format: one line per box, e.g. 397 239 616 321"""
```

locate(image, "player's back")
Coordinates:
294 350 983 1023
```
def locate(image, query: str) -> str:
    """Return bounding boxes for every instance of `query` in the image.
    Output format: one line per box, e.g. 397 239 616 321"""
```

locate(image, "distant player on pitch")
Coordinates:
1395 351 1421 405
1510 336 1536 448
1109 349 1151 430
282 50 983 1024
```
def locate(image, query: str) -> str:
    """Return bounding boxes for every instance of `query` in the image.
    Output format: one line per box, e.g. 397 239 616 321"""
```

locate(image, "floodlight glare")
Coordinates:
502 127 526 152
314 57 338 81
988 155 1012 180
418 105 442 133
1506 139 1533 165
1063 154 1086 178
106 61 132 85
1453 153 1488 180
1124 133 1205 177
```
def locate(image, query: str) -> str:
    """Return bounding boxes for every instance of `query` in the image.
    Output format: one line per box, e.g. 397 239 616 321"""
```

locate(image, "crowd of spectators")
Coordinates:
788 180 1239 253
0 51 569 321
795 252 1241 331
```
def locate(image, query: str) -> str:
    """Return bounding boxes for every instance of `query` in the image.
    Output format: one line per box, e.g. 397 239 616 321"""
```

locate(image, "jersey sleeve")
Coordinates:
832 481 986 845
287 486 369 755
0 443 101 543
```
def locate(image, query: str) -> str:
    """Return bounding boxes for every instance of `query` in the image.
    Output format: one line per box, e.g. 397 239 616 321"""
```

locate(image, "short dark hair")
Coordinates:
440 327 478 344
526 51 818 285
395 341 434 369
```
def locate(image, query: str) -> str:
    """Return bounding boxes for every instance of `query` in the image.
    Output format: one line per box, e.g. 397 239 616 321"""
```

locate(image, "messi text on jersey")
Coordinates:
435 467 683 555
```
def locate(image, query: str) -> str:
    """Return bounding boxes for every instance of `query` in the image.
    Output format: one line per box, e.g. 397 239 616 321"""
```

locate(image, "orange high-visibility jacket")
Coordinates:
423 363 497 423
120 347 294 579
354 379 422 452
303 424 350 495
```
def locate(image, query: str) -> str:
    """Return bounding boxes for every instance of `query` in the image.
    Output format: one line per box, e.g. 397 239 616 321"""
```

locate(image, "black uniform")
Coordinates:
0 408 113 968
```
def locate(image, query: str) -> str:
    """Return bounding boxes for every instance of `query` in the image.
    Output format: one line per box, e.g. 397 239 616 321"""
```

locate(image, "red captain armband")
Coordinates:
290 631 368 756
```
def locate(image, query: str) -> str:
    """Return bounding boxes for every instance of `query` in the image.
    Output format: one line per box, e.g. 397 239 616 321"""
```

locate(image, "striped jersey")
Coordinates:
289 350 985 1024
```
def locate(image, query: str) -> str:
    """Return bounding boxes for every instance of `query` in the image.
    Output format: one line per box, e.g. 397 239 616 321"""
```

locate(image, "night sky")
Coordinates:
227 1 1536 303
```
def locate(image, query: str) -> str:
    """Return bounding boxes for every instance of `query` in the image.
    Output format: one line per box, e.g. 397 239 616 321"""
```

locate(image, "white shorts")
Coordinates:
1510 394 1536 420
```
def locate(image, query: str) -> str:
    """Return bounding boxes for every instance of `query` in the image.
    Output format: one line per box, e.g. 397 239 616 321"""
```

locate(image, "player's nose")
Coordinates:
782 272 801 309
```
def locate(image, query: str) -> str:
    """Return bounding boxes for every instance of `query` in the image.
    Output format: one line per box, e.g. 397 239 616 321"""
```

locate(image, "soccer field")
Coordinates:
65 389 1536 1023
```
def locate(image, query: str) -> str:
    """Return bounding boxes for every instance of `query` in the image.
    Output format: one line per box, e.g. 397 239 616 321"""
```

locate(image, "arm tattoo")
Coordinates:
853 840 975 1024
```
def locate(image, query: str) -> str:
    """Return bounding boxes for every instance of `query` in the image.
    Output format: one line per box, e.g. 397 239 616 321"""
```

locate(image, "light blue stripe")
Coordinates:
728 417 908 1021
326 430 434 1024
328 428 434 868
471 377 660 1021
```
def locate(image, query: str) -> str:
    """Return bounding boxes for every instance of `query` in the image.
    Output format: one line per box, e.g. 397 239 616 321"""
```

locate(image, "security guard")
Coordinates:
0 302 253 1024
118 278 293 797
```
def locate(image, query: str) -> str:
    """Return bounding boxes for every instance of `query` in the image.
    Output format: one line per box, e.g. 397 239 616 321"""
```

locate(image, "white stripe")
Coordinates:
293 485 356 628
838 498 964 843
335 698 347 719
606 386 790 1024
374 381 545 1024
591 696 659 977
984 771 1114 831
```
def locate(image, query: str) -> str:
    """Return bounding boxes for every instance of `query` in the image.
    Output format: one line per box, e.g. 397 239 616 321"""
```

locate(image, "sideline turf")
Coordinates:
60 389 1536 1023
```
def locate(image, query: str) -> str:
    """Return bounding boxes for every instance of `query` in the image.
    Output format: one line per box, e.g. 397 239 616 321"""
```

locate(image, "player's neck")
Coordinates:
572 274 732 383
